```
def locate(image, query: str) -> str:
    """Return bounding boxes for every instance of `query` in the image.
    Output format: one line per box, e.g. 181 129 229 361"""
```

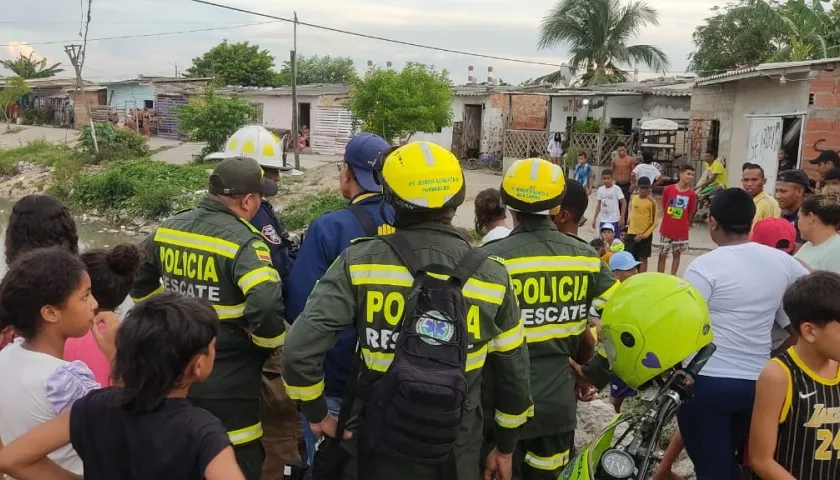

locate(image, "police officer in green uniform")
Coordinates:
482 158 619 479
130 157 287 479
282 141 532 480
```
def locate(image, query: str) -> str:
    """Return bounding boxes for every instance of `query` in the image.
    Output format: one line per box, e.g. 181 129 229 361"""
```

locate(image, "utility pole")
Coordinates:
65 43 98 154
173 62 179 78
596 95 608 164
291 11 300 169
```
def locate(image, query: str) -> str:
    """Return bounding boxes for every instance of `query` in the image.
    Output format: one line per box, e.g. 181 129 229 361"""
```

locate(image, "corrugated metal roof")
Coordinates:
0 77 98 89
102 76 212 86
577 77 694 96
695 58 840 86
224 83 350 97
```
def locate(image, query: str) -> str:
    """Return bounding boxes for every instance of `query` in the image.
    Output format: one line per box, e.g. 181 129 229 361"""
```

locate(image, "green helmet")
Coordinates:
600 272 713 389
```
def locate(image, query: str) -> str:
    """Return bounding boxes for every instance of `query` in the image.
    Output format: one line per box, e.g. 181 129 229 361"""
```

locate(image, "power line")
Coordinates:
189 0 567 68
0 21 282 48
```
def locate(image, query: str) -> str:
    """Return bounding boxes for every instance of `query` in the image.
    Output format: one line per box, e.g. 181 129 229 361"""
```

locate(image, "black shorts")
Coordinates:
625 235 652 259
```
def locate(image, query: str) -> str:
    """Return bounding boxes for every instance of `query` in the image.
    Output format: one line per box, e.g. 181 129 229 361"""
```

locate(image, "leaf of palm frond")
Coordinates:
627 44 670 72
531 69 575 85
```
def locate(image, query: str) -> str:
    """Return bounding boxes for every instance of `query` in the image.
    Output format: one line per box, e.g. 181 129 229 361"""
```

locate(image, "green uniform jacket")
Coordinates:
130 196 286 403
483 216 618 439
282 223 532 478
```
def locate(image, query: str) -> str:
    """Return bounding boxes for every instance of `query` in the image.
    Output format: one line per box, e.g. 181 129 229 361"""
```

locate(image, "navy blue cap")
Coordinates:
344 133 391 193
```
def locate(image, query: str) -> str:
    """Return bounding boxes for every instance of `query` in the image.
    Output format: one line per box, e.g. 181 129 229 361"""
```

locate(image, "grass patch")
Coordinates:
0 139 83 177
1 125 24 135
280 189 347 231
71 159 210 220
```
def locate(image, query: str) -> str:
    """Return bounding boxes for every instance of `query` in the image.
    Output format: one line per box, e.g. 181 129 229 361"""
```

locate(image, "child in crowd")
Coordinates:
0 293 245 480
590 238 612 264
625 177 659 272
600 225 624 252
749 271 840 480
632 150 663 187
474 188 510 245
592 169 626 236
64 244 145 387
0 194 81 351
658 165 697 275
0 248 115 476
573 150 594 195
605 251 641 413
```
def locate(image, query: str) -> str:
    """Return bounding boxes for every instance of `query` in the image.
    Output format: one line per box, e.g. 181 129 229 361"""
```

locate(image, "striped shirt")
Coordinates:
762 348 840 479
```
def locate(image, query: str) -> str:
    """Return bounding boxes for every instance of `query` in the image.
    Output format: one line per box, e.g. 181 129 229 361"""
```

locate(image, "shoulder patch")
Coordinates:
253 241 272 263
261 224 283 245
488 255 506 266
253 241 270 251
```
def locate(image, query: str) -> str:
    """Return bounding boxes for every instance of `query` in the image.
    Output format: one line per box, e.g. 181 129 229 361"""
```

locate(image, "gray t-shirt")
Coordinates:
795 234 840 272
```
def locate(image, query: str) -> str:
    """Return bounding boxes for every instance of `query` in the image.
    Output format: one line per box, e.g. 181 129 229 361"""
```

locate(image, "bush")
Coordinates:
571 119 620 135
20 108 37 126
177 86 256 158
78 122 150 162
71 159 210 219
0 139 82 167
280 189 348 231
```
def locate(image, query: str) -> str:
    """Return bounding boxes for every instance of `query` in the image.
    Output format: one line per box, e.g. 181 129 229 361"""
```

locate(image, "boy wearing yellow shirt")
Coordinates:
625 177 659 272
695 149 728 196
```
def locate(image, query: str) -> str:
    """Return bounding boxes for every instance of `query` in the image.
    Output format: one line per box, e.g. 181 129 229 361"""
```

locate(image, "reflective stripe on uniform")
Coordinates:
283 379 325 402
525 319 587 344
251 331 285 349
348 264 506 305
489 322 525 353
154 227 240 259
362 344 488 373
591 280 620 310
524 450 570 471
504 255 601 276
213 303 246 320
237 266 280 294
494 404 534 429
228 422 263 445
131 285 163 302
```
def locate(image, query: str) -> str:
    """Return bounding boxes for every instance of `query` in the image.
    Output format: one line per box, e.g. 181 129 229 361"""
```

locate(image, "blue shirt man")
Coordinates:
283 133 394 463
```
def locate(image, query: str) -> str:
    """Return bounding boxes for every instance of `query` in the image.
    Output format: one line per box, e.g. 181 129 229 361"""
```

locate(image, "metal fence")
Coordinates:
569 132 636 166
504 129 551 159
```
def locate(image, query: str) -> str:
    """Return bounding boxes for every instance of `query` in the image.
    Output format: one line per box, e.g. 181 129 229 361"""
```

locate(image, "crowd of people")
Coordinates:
0 132 837 480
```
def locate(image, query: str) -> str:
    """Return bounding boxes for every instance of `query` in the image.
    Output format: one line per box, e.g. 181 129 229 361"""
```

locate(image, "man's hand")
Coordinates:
570 359 598 401
591 218 597 229
619 219 626 230
309 414 352 440
483 448 513 480
586 188 592 196
634 234 644 242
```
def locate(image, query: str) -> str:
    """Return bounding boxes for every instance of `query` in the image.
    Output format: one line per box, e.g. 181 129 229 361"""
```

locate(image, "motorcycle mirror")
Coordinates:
685 343 717 378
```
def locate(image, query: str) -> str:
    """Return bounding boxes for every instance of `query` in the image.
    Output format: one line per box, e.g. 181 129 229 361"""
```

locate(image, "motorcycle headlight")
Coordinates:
600 449 635 479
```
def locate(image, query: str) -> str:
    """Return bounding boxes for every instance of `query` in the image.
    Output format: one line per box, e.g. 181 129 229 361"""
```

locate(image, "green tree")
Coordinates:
760 0 840 61
347 63 452 144
176 86 256 157
537 0 669 86
0 53 64 79
0 76 30 131
687 2 781 75
275 55 359 85
185 40 278 87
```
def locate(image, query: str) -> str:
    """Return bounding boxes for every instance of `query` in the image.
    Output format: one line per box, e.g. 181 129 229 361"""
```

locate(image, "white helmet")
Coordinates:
205 125 302 175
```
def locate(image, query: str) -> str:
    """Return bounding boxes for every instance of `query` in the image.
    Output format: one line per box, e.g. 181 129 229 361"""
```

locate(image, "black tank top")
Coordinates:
769 349 840 480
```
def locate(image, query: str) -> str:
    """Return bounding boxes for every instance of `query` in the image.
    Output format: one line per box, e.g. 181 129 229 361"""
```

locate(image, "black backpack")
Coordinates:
361 232 489 471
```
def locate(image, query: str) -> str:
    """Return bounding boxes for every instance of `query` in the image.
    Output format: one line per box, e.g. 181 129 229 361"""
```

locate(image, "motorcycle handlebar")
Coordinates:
685 343 717 378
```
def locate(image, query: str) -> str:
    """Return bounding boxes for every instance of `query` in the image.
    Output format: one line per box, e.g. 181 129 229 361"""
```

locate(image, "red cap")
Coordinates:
750 217 796 253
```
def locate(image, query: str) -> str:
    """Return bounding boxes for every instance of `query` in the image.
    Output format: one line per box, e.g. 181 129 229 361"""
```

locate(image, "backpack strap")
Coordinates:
380 232 424 277
347 203 378 237
450 247 490 287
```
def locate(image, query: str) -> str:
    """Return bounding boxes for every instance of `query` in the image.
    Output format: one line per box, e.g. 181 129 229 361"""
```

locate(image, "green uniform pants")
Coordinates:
513 431 574 480
190 397 265 480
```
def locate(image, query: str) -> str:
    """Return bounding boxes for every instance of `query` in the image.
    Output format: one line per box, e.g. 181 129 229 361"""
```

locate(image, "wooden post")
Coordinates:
65 44 98 154
596 95 608 164
291 12 300 170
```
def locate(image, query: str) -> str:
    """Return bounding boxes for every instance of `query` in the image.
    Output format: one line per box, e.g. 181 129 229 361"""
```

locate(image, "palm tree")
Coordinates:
0 53 64 79
537 0 670 86
745 0 840 61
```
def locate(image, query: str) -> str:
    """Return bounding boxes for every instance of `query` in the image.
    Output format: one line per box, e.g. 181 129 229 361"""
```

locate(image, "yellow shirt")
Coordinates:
705 159 728 187
752 190 782 226
627 194 659 237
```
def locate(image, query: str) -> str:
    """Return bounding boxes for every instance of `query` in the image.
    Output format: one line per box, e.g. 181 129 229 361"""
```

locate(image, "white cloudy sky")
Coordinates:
2 0 723 84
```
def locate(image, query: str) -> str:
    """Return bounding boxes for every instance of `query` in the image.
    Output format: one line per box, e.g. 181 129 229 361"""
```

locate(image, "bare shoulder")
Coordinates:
759 358 790 389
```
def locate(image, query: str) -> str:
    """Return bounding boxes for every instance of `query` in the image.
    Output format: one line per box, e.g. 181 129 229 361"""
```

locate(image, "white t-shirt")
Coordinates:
596 185 625 223
480 226 511 245
683 242 808 381
795 234 840 272
547 140 563 157
633 163 662 183
0 342 84 476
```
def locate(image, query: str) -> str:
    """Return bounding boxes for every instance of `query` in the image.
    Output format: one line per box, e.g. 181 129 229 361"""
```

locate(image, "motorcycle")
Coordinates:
559 343 717 480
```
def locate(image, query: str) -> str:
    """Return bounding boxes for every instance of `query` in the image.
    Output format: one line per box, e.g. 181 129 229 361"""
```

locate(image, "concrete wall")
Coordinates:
412 95 469 148
641 96 690 122
548 95 644 135
252 94 322 131
803 68 840 179
690 83 738 179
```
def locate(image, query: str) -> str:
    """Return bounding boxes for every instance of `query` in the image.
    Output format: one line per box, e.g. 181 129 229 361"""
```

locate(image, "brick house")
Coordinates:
691 58 840 192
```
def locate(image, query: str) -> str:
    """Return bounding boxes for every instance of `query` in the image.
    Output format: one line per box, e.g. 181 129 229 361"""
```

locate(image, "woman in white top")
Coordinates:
547 132 563 166
474 188 511 245
794 191 840 272
0 248 117 478
673 189 808 480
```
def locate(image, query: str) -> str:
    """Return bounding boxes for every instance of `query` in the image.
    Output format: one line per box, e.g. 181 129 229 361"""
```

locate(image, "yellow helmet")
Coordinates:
375 141 466 211
500 158 566 214
600 272 713 389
